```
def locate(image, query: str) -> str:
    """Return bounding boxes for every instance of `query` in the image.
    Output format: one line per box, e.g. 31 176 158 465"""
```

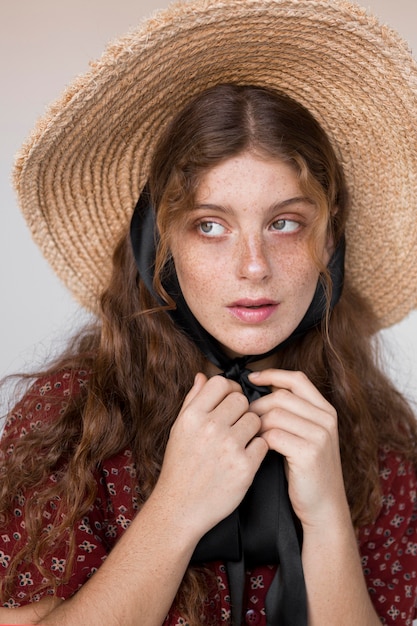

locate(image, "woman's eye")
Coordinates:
198 221 226 236
271 219 299 233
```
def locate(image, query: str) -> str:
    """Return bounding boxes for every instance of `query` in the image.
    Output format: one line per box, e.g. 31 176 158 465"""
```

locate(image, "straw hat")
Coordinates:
13 0 417 327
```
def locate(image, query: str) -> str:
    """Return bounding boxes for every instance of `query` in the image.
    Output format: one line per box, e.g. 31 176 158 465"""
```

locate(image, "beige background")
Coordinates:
1 0 417 412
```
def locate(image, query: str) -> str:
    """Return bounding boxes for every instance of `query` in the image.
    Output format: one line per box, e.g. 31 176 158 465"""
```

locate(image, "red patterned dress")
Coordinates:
1 371 416 625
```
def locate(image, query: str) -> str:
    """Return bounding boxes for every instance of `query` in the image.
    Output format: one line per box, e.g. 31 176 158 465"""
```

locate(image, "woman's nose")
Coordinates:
235 235 272 281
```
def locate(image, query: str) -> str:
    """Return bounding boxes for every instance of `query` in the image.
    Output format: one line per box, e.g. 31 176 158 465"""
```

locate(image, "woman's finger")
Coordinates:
248 368 333 413
181 374 244 417
231 411 262 446
180 372 208 411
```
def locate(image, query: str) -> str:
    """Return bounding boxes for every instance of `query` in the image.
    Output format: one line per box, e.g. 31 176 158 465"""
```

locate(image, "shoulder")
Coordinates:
358 449 417 623
378 447 417 506
358 447 417 550
362 447 417 531
2 369 90 441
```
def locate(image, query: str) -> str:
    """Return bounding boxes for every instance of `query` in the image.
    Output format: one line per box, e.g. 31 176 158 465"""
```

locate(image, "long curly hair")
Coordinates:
1 85 416 623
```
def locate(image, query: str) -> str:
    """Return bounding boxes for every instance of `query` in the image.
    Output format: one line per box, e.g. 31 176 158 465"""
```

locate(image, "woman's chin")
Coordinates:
219 337 285 360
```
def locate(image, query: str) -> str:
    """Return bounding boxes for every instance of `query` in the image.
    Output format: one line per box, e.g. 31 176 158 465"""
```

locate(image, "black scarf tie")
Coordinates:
130 188 344 625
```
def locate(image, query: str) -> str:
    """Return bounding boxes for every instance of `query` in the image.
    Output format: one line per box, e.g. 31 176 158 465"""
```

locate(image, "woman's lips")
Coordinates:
227 299 279 323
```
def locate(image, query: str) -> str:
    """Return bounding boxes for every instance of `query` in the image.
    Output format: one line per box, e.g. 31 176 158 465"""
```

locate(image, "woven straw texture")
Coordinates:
13 0 417 327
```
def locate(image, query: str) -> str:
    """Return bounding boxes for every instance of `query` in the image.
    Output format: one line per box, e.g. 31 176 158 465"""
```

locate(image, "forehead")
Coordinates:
196 151 299 194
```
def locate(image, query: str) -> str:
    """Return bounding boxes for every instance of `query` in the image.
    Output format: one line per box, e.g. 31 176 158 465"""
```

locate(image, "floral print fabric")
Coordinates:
358 449 417 625
1 371 416 624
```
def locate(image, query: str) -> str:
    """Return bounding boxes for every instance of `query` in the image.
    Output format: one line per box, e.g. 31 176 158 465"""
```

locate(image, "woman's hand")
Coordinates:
153 373 268 540
248 368 349 531
248 369 382 626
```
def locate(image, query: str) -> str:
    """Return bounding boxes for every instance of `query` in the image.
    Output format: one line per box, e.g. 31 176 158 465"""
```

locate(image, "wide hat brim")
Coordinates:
13 0 417 327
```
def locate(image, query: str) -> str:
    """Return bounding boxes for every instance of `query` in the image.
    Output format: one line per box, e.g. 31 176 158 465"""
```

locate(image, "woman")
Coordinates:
1 1 417 625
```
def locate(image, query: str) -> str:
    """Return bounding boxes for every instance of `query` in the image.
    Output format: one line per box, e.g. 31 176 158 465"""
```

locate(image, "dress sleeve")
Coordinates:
358 450 417 625
0 371 139 607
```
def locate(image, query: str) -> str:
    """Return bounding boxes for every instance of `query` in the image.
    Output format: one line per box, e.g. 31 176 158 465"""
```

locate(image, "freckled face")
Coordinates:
169 152 331 359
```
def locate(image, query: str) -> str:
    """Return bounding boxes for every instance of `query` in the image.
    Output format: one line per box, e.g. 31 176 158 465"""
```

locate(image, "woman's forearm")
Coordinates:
302 511 381 626
36 491 200 626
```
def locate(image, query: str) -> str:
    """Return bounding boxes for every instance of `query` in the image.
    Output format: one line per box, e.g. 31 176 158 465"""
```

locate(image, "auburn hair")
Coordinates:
1 85 416 623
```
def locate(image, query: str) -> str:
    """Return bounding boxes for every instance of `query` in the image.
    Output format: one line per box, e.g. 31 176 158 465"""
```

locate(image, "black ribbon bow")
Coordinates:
130 187 344 625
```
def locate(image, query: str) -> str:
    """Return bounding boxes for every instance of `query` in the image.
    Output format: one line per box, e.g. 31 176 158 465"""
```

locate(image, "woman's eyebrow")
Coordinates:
270 196 315 211
193 196 314 213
